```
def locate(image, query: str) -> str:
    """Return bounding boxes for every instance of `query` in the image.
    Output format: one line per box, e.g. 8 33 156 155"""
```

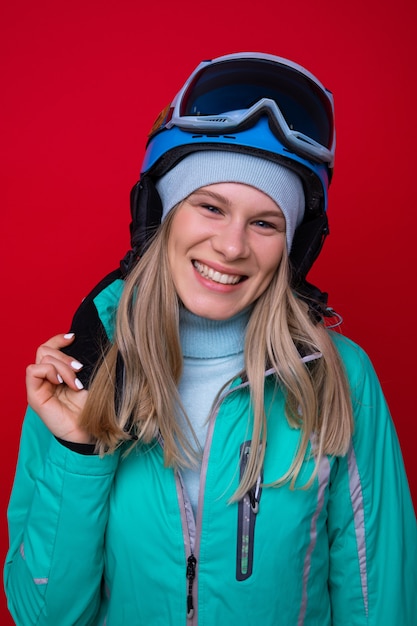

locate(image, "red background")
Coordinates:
1 1 416 623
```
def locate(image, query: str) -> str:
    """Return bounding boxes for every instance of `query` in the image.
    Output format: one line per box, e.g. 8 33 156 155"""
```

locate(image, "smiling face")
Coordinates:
167 182 287 320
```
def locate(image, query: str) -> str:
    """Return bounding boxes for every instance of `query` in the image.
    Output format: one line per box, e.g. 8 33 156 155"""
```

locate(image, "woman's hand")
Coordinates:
26 333 93 444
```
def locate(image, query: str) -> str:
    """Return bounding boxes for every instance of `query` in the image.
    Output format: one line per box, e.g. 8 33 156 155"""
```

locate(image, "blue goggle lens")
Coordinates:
180 59 334 151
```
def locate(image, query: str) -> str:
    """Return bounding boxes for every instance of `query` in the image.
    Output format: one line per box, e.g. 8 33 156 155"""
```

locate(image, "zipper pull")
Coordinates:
248 473 262 514
186 554 197 619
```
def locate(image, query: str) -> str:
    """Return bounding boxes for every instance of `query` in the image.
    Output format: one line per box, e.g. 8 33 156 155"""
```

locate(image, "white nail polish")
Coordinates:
75 378 84 390
57 374 64 384
71 360 83 371
64 333 75 339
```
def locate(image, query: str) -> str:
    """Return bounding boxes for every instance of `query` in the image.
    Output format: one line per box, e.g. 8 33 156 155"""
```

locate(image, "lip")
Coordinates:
192 259 248 287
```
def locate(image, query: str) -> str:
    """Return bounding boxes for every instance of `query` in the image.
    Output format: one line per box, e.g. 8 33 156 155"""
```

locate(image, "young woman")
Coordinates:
4 52 417 625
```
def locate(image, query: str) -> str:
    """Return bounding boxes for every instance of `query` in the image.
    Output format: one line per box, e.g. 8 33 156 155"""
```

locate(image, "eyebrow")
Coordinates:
190 189 232 205
190 189 285 217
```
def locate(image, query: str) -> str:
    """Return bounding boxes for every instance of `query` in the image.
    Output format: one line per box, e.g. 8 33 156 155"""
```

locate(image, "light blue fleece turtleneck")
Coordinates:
178 306 251 516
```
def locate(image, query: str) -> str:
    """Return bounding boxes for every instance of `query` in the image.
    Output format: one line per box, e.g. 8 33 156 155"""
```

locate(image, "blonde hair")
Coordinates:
79 207 353 499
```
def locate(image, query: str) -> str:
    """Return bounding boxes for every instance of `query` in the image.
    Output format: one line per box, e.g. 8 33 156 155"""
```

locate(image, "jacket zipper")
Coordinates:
236 441 263 581
177 383 257 621
174 469 198 622
186 554 197 618
173 384 247 624
159 432 197 623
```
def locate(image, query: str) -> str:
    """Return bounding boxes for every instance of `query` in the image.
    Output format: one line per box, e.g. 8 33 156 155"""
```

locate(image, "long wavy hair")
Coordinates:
79 205 353 499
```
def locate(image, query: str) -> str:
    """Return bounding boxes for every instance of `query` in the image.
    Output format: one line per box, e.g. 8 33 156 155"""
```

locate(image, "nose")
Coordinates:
211 222 250 260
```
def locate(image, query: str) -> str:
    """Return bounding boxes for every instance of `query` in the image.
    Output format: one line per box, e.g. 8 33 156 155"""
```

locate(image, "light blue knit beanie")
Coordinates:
155 151 305 251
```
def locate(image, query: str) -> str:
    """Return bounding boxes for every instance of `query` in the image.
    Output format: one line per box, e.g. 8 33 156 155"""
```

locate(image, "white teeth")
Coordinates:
193 261 242 285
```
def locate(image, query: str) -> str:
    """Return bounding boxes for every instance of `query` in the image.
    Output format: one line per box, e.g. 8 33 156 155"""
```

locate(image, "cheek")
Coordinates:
259 243 285 282
167 218 186 262
166 219 197 290
166 235 175 272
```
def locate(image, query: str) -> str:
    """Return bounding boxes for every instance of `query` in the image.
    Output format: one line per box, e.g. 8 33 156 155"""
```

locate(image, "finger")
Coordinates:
37 355 85 391
26 362 65 408
37 349 84 372
35 334 83 371
39 332 76 351
26 361 64 387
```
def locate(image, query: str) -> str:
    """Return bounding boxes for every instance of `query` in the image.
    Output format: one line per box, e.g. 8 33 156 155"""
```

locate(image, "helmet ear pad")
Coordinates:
120 175 163 275
289 213 329 286
130 175 163 255
289 213 330 320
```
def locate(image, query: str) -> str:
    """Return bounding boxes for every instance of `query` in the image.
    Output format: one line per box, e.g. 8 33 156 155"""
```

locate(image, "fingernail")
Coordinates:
75 378 84 390
57 374 64 384
64 333 75 339
71 360 83 371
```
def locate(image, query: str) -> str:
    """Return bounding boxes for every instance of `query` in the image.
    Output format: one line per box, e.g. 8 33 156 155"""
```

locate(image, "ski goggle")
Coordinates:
149 53 335 167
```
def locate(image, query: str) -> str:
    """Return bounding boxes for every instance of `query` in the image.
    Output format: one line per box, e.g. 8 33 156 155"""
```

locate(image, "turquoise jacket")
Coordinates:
4 272 417 625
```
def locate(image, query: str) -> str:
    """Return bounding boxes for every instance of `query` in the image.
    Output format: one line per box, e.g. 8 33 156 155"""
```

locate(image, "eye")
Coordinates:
201 203 222 215
251 216 286 234
253 219 285 231
253 220 275 229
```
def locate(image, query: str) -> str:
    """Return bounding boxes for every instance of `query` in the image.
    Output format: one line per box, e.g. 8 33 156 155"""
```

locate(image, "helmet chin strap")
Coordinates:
293 279 330 323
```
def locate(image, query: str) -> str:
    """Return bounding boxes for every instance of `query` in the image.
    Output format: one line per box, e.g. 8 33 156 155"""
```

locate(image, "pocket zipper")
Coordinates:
236 441 263 581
